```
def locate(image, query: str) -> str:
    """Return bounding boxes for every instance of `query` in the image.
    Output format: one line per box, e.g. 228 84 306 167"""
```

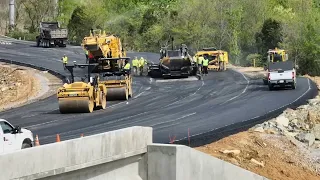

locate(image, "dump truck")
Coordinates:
148 44 197 78
263 48 289 85
57 63 107 113
36 22 68 48
81 30 132 100
194 47 229 71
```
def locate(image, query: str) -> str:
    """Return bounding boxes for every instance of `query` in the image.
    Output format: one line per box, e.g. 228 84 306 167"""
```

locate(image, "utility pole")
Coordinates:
9 0 15 32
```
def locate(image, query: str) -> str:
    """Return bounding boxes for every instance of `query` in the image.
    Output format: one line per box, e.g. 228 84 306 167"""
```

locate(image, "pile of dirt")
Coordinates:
0 65 39 110
0 63 62 111
196 66 320 180
196 131 319 180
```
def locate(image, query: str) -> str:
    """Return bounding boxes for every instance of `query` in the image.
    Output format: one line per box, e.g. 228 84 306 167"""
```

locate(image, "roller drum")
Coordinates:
106 87 128 101
59 97 94 113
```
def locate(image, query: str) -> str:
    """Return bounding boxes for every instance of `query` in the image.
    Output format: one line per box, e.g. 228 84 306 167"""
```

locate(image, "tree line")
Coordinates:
5 0 320 75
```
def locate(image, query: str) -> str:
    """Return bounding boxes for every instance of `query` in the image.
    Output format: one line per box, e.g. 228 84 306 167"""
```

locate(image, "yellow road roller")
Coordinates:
57 64 107 113
82 29 133 101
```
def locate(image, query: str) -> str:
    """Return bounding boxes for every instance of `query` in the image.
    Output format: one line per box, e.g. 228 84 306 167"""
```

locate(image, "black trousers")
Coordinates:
203 66 208 74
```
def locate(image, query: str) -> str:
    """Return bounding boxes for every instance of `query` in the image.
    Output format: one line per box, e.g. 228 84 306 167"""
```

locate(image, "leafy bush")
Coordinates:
245 54 263 67
6 30 37 41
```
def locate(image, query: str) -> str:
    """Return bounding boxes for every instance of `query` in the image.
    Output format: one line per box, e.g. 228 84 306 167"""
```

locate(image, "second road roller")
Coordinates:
82 29 132 100
57 63 107 113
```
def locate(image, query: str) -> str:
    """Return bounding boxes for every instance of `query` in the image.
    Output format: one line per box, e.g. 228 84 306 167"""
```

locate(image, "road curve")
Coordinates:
0 38 317 145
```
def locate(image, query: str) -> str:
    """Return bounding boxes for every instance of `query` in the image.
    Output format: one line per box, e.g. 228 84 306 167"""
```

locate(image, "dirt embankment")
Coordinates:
196 66 320 180
0 62 62 111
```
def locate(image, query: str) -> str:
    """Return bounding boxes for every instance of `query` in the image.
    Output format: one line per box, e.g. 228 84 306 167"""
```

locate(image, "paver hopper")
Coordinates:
57 64 107 113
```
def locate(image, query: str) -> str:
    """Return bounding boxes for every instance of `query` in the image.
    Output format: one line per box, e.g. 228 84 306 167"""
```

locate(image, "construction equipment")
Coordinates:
267 48 288 63
57 64 107 113
263 47 289 84
36 22 68 48
81 30 132 100
194 47 229 71
148 43 197 78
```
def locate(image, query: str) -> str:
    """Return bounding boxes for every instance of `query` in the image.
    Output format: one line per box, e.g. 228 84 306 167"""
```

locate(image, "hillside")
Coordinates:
1 0 320 74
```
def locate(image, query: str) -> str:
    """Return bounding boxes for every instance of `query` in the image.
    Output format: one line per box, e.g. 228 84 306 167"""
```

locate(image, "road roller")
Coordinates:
57 64 107 114
81 29 133 101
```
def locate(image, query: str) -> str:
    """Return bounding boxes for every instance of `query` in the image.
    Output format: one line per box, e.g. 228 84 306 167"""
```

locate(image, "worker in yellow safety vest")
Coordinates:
197 55 204 74
132 56 139 75
139 57 146 76
61 54 68 70
202 56 209 76
84 49 89 63
123 59 131 75
218 53 224 71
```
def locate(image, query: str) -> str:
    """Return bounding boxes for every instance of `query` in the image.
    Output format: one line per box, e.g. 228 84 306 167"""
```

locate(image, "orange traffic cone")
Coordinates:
35 135 40 146
56 134 61 142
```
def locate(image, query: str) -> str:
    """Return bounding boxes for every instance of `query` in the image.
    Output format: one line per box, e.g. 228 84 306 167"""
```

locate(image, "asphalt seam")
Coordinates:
220 68 250 105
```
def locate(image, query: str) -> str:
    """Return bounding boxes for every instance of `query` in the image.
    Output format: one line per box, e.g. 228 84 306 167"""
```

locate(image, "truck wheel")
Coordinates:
22 142 31 149
263 79 268 85
268 84 274 91
36 39 40 47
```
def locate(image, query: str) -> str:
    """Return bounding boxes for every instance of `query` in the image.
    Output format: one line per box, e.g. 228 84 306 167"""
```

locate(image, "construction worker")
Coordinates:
198 55 204 74
218 52 224 71
61 54 68 70
202 55 209 76
139 57 146 76
84 48 89 63
132 56 139 75
123 59 131 75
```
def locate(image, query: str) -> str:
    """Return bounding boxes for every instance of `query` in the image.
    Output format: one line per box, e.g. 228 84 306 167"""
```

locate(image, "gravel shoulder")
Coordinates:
196 65 320 180
0 62 62 111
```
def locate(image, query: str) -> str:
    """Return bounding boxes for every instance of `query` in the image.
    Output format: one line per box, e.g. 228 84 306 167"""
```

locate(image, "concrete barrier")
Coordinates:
0 126 268 180
0 126 152 180
148 144 268 180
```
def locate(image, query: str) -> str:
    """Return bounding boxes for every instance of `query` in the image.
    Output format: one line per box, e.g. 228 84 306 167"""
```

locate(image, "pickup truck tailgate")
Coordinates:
269 70 293 80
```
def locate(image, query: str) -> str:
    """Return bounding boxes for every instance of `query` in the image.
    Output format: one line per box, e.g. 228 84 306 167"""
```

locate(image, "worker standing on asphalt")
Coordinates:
139 57 146 76
202 55 209 76
198 55 204 74
123 59 131 75
84 48 89 63
62 54 68 70
218 52 224 71
132 56 139 75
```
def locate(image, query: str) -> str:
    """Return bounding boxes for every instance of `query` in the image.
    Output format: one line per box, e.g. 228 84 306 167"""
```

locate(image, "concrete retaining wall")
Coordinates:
148 144 268 180
0 126 268 180
0 126 152 180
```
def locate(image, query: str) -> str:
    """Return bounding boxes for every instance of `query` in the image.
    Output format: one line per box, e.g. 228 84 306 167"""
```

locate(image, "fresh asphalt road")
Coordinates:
0 37 317 145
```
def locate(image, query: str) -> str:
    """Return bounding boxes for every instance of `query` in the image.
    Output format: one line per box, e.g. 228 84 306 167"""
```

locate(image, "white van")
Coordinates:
0 119 34 154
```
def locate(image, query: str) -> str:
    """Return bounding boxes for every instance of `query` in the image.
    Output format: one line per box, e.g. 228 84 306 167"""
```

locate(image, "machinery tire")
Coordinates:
263 79 268 85
58 98 94 113
22 143 31 149
106 87 128 101
268 84 274 91
36 39 40 47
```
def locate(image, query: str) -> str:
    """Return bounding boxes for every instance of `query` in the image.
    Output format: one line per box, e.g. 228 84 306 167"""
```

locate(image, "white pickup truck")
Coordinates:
267 61 296 91
0 119 34 154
